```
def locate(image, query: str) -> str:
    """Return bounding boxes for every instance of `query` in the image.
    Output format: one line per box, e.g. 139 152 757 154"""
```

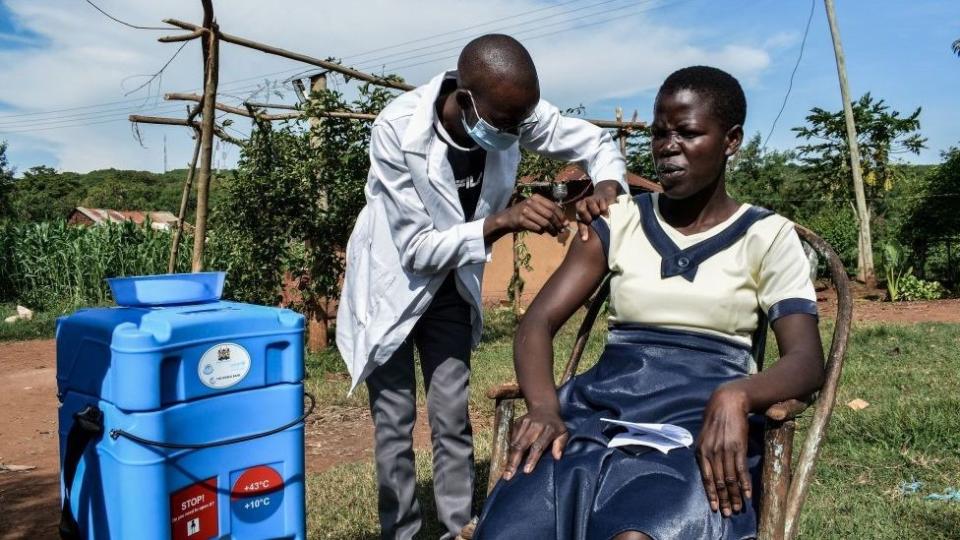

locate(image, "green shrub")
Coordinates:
805 207 859 272
896 274 946 301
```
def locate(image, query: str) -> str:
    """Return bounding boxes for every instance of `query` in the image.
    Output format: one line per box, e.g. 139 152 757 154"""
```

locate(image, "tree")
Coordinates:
11 166 84 222
0 142 14 220
793 93 926 281
208 80 399 338
624 128 656 180
726 133 809 217
904 146 960 282
295 82 398 338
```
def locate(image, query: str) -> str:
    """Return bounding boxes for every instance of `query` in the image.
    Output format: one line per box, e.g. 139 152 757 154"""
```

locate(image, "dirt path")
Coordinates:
1 296 958 538
815 284 960 324
0 340 59 540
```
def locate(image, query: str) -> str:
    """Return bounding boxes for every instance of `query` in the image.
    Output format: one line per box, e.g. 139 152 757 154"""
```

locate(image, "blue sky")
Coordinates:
0 0 957 173
585 0 960 163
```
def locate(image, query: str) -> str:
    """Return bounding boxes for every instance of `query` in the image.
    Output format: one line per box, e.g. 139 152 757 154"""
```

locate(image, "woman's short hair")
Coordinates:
658 66 746 130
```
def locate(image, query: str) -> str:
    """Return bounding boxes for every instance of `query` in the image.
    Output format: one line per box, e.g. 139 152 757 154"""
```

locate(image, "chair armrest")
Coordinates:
486 382 521 400
764 398 812 422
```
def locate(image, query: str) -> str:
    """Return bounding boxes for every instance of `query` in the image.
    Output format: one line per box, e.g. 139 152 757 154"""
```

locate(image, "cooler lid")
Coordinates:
108 272 225 307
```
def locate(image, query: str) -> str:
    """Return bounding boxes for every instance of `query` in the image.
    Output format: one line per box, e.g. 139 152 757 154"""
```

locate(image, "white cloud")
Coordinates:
0 0 776 173
763 31 800 50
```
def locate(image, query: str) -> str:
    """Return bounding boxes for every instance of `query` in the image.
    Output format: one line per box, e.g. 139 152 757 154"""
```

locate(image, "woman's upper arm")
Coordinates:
522 225 609 334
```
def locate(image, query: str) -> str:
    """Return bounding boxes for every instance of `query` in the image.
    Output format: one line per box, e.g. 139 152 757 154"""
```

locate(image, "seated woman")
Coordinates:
474 66 825 540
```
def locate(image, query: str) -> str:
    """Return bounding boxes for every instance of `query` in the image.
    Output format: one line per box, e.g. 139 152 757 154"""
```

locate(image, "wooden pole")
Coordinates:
308 74 327 137
244 101 298 110
587 118 646 130
128 114 243 146
306 73 329 352
615 106 627 157
824 0 875 286
163 18 413 91
169 133 202 273
191 0 219 273
165 92 378 121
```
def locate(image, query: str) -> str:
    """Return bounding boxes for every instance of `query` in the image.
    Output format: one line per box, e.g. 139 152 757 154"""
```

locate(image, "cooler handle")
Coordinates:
109 393 315 450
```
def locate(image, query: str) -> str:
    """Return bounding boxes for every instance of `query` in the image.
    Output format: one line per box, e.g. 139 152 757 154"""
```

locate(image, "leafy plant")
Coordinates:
896 274 946 301
0 220 192 311
882 242 912 302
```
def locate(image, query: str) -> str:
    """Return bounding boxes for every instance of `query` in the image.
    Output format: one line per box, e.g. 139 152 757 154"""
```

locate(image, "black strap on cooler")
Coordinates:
59 405 104 540
109 392 315 450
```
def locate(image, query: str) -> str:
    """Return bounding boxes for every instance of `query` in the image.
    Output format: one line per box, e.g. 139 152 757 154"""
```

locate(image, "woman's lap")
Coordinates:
476 442 760 540
475 327 762 540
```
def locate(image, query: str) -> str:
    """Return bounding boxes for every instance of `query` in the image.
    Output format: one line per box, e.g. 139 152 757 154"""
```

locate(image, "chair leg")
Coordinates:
758 420 795 540
487 398 516 494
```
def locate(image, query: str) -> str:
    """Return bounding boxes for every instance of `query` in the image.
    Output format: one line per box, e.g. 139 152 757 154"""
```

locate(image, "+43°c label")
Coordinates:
231 465 284 523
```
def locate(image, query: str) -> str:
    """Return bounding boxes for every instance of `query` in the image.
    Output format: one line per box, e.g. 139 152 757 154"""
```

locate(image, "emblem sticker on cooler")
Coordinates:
198 343 251 389
231 465 284 523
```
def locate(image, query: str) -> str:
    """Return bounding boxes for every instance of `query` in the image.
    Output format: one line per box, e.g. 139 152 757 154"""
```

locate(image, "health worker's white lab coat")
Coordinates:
336 70 627 390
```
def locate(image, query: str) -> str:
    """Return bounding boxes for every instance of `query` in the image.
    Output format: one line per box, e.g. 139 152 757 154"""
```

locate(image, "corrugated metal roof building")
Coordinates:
67 207 183 231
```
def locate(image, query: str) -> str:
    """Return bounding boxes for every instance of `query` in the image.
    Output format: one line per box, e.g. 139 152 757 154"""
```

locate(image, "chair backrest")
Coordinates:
552 225 853 540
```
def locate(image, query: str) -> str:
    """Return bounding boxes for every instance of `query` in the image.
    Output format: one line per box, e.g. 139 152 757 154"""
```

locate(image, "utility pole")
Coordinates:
163 134 168 173
306 72 329 352
824 0 875 286
191 0 219 272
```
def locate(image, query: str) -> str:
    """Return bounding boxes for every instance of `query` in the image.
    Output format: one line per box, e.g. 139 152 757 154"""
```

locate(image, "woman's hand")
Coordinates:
502 406 570 480
696 385 752 517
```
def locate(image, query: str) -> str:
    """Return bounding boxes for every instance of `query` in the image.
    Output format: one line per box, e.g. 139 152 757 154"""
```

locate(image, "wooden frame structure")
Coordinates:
129 1 647 273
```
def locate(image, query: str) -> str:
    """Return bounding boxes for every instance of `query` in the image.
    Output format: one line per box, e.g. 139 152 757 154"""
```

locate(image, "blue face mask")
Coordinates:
460 91 520 152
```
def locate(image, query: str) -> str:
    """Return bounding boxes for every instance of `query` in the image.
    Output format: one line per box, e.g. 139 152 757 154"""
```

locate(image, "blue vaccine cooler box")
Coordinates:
56 273 307 539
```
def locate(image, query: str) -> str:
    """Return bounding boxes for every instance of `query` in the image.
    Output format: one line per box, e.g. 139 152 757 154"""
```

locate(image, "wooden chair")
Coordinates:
460 225 852 540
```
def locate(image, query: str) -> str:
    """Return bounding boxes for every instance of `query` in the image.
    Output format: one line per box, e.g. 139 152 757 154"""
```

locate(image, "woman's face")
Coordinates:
651 88 742 199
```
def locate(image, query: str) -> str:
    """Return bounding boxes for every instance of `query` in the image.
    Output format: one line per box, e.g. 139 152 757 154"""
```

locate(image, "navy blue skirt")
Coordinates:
475 326 764 540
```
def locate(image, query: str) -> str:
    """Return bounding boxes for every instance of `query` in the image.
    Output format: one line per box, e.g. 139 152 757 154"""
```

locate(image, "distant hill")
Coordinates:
7 166 228 223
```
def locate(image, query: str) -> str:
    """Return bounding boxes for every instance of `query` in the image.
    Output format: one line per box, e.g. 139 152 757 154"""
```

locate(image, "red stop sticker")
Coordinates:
231 465 283 500
170 477 218 540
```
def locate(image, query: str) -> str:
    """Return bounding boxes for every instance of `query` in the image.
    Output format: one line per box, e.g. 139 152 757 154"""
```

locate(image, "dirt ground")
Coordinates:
1 294 958 539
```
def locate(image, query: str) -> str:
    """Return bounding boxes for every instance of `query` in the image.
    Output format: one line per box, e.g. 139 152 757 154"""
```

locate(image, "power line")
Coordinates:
762 0 816 149
0 79 285 128
4 0 661 123
2 0 685 133
350 0 642 70
83 0 172 31
338 0 592 62
0 66 304 120
123 40 191 96
380 0 690 73
1 0 599 120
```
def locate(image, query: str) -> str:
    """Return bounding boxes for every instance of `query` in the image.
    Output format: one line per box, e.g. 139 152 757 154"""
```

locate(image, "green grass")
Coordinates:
305 317 960 539
4 302 957 537
0 302 58 341
793 323 960 539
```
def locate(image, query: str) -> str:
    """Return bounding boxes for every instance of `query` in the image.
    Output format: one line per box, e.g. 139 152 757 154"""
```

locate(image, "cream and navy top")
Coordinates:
592 193 818 348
